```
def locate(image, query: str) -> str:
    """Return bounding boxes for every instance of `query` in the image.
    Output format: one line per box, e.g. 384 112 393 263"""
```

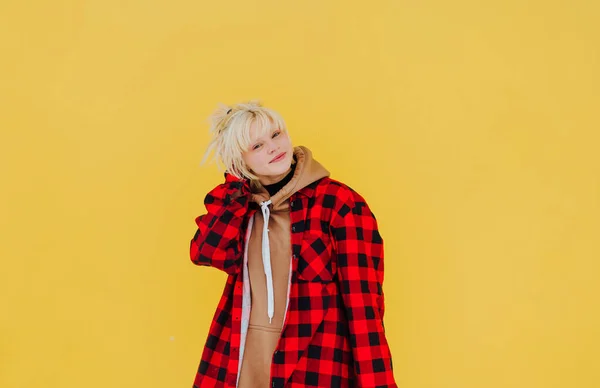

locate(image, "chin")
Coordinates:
264 161 291 176
273 163 292 175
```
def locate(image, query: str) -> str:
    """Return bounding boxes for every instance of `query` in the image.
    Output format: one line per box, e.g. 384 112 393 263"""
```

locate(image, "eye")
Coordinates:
272 130 281 138
252 143 262 150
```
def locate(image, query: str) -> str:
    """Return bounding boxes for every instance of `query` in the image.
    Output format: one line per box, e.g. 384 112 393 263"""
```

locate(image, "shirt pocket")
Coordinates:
296 232 336 283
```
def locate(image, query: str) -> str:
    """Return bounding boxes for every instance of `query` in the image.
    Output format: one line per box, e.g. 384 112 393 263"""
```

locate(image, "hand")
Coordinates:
222 174 251 207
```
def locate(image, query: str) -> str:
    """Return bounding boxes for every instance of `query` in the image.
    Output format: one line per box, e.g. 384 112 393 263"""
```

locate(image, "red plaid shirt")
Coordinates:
190 173 397 387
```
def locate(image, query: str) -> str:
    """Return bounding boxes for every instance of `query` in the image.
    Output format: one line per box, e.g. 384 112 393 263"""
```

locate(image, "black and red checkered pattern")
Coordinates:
190 173 397 387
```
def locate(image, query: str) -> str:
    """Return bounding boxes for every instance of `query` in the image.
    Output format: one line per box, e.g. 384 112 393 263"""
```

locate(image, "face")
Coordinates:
242 121 294 185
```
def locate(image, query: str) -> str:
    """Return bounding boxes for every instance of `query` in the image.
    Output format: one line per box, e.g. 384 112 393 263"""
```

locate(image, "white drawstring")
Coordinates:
260 199 274 324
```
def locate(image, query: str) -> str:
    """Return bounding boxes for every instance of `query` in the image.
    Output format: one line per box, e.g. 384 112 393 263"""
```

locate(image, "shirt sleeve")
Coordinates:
189 177 250 275
333 193 397 387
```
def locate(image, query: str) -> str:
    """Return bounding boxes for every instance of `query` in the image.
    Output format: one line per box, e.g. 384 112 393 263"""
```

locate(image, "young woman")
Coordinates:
189 101 396 387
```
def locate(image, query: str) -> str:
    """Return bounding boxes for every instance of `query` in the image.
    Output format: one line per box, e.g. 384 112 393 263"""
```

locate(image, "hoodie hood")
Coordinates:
249 145 329 210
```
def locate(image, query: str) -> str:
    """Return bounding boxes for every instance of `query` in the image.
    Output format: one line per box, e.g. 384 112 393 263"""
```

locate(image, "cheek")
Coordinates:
241 153 256 171
279 133 292 148
242 152 268 172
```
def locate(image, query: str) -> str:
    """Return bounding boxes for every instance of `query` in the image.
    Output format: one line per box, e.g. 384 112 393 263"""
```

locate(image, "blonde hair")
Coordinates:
201 100 289 180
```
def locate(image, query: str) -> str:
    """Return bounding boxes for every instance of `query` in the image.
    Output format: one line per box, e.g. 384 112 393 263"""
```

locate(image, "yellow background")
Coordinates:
1 1 598 387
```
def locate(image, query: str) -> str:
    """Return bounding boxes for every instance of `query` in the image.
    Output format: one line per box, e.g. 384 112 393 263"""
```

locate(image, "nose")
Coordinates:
266 140 278 154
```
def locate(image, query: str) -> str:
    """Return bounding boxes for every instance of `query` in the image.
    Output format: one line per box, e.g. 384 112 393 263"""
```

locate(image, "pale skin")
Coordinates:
242 121 294 186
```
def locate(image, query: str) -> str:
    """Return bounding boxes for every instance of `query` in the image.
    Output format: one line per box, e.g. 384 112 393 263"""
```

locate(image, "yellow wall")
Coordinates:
1 1 598 387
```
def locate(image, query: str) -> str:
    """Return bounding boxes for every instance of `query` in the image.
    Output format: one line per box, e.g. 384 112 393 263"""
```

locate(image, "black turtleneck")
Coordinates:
263 162 296 197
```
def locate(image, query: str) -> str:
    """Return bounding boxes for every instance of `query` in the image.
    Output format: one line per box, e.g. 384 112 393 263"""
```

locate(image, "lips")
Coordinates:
270 152 286 163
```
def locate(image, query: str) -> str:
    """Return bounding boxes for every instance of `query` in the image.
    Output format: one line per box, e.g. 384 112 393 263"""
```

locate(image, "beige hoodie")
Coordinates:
237 145 330 388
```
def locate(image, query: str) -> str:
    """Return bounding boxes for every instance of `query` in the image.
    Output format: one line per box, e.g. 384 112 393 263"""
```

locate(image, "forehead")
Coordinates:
248 117 277 141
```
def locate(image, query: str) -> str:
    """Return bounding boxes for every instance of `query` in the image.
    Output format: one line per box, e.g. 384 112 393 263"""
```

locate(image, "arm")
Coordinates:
333 192 397 387
189 174 251 275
